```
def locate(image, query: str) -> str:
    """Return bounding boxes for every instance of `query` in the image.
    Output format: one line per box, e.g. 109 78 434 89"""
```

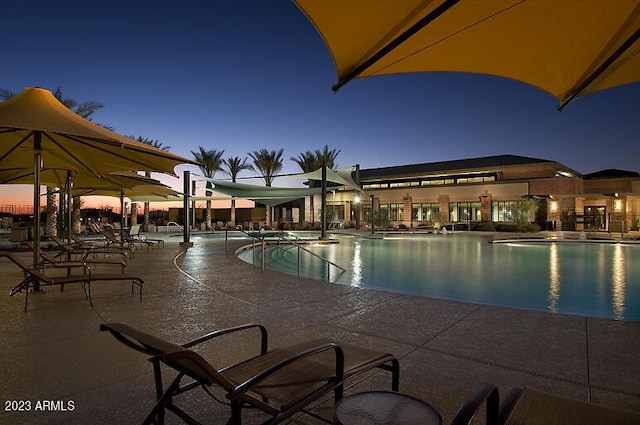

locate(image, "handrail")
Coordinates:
238 229 346 281
164 222 183 233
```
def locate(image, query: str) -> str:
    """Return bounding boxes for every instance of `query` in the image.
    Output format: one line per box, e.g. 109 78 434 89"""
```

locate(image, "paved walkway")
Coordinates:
1 232 639 424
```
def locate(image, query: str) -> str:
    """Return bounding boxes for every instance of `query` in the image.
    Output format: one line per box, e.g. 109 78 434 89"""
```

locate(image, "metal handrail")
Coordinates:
238 229 346 282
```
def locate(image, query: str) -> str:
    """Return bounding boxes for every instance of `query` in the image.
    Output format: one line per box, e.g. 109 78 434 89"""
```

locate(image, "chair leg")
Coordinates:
142 374 183 425
152 360 165 425
229 399 243 425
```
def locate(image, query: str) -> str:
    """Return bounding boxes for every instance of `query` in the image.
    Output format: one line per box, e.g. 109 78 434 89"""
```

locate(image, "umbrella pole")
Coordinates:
66 172 73 249
32 132 42 291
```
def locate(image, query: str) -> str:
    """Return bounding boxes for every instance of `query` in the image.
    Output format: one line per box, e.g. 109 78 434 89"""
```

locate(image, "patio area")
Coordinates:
1 232 639 424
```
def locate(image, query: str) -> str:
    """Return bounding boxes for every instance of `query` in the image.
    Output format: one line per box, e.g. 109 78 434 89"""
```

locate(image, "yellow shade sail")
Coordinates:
0 87 197 175
294 0 640 109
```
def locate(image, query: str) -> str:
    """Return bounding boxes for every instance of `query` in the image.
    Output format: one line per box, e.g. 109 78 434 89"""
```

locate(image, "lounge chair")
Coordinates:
22 241 127 274
100 322 400 425
127 224 165 248
50 234 133 260
451 385 640 425
2 251 143 312
102 226 137 255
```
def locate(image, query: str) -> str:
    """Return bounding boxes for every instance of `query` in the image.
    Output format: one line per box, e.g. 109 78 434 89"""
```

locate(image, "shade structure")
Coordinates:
0 87 198 269
294 0 640 109
0 87 196 175
205 178 324 200
0 169 161 188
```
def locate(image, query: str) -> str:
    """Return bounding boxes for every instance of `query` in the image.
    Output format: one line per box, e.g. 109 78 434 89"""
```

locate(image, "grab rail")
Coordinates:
238 229 346 282
164 222 183 233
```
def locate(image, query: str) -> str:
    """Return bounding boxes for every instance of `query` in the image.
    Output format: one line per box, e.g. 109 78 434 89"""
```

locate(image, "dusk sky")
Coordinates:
2 0 639 208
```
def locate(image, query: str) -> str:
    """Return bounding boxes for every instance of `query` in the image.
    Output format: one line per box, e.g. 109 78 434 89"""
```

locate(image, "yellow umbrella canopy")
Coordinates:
0 168 161 188
71 183 181 199
0 87 196 175
294 0 640 109
0 87 197 268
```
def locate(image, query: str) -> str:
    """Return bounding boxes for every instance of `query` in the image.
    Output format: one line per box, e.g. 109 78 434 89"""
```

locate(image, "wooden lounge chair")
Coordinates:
100 322 400 425
2 251 143 312
451 385 640 425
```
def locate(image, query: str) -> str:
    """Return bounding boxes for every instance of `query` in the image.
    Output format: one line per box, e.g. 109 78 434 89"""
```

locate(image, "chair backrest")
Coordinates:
49 235 74 253
129 224 140 236
103 226 119 241
0 251 51 283
100 322 234 391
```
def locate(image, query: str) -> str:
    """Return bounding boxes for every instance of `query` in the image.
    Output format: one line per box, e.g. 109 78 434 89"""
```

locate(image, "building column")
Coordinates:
548 198 562 230
479 192 492 223
402 194 412 226
438 195 449 225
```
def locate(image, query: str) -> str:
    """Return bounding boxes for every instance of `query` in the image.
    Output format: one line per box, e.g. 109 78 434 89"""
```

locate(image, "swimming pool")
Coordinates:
237 233 640 321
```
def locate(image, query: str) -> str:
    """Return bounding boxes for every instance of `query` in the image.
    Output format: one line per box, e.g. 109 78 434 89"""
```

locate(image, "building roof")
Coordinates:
583 169 640 179
358 154 554 180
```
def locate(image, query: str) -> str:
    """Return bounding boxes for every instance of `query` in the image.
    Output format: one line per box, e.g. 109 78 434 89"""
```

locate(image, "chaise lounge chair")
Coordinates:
50 234 133 260
2 251 143 312
451 385 640 425
100 322 400 425
22 241 127 274
127 224 165 248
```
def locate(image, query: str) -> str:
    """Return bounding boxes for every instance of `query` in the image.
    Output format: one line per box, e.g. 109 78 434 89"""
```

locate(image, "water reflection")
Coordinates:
351 240 363 287
548 243 560 312
612 244 626 320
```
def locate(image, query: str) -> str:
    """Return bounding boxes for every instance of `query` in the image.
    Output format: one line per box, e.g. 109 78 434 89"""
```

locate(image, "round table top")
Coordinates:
333 391 442 425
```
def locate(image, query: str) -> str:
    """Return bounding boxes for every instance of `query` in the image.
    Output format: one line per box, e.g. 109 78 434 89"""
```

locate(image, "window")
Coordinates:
449 202 481 222
412 203 440 222
492 201 519 222
379 203 404 221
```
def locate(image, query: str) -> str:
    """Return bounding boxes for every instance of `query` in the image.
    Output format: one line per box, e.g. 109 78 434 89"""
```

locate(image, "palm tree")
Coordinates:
1 87 104 237
291 151 321 224
136 137 171 230
249 149 284 226
315 145 341 235
222 156 253 227
191 147 225 230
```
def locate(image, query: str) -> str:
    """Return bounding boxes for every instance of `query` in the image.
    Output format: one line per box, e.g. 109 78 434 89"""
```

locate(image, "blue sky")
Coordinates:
2 0 639 207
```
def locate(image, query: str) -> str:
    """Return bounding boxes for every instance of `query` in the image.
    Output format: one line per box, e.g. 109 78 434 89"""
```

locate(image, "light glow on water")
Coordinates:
237 234 640 321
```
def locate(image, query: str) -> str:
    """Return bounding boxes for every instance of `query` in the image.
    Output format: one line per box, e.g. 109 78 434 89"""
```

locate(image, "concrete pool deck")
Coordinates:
1 231 639 424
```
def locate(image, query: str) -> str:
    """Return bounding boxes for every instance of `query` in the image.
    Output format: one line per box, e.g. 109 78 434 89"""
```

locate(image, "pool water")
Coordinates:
237 233 640 321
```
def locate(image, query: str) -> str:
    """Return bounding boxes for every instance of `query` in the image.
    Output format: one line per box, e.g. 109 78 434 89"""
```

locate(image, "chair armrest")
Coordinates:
226 342 344 400
451 384 500 425
182 323 268 355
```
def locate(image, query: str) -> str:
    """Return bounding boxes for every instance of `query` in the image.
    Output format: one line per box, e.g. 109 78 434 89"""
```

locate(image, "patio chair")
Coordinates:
102 225 137 255
2 251 143 312
100 322 400 425
51 234 134 260
22 241 127 274
128 224 165 248
450 385 640 425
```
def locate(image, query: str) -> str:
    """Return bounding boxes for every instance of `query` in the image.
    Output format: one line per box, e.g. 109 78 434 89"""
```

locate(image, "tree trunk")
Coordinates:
45 187 57 237
144 202 150 229
72 197 81 235
205 197 212 230
230 199 236 227
130 203 138 226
